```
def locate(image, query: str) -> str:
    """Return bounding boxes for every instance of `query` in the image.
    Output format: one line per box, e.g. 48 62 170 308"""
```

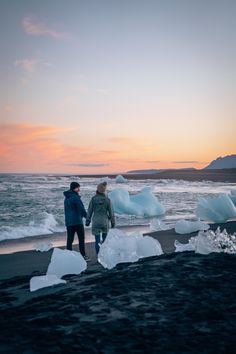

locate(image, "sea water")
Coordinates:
0 173 235 242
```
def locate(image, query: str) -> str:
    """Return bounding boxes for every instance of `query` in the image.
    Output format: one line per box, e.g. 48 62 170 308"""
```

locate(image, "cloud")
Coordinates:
22 16 66 39
146 160 160 164
67 163 110 167
172 160 199 164
14 59 37 73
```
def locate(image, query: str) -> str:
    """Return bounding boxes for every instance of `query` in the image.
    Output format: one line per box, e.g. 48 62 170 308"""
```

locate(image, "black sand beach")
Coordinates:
0 222 236 353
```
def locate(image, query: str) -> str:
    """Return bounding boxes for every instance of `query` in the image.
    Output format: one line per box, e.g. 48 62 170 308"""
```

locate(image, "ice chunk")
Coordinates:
33 241 53 252
98 228 163 269
175 219 209 234
174 227 236 255
108 187 165 217
30 274 66 292
115 174 127 183
196 194 236 223
47 248 87 278
174 239 195 252
229 190 236 206
150 218 171 231
100 176 111 183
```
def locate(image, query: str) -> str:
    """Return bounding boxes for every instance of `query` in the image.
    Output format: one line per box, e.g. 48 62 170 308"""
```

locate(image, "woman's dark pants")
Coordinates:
95 233 107 254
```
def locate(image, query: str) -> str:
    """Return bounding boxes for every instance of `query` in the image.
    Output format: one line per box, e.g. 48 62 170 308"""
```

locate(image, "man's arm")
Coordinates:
75 195 87 218
85 198 93 226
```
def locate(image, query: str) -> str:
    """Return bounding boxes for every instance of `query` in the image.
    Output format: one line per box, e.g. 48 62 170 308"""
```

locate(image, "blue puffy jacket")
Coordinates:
64 190 87 226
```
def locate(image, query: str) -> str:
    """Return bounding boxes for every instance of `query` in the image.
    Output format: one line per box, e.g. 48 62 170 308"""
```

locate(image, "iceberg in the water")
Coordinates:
108 187 165 217
47 248 87 278
150 218 171 232
175 219 209 234
196 194 236 223
30 274 66 292
98 228 163 269
230 190 236 206
115 174 127 183
33 241 53 252
175 227 236 255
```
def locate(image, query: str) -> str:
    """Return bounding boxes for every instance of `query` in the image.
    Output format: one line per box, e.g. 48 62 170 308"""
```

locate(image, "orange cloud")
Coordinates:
22 16 66 39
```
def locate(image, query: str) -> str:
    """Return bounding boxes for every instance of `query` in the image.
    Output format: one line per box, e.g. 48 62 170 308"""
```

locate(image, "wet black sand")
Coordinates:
0 221 236 353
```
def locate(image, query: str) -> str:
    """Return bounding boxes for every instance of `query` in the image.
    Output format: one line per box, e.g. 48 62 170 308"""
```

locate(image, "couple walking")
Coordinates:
64 181 115 259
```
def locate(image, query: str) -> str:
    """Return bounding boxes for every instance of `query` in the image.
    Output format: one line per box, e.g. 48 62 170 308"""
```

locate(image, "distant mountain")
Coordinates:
127 168 196 174
204 154 236 169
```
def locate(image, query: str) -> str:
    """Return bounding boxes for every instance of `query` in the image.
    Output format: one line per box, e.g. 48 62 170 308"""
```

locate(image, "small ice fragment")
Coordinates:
174 239 195 252
175 219 209 234
33 242 53 252
150 218 171 231
115 174 127 183
30 274 66 292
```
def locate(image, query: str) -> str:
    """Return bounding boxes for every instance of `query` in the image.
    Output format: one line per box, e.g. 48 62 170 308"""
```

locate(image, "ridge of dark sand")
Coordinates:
70 168 236 182
0 221 236 352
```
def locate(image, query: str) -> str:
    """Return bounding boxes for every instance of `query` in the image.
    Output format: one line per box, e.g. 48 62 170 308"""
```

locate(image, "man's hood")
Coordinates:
64 190 78 198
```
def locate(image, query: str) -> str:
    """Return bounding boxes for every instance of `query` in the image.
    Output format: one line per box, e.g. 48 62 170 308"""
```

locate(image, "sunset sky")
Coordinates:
0 0 235 173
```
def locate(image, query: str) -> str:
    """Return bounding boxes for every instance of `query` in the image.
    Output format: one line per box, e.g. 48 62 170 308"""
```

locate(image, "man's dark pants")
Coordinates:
66 224 85 256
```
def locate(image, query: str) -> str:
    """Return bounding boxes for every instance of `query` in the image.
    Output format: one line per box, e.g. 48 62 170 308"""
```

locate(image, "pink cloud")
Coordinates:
14 59 37 73
22 16 66 39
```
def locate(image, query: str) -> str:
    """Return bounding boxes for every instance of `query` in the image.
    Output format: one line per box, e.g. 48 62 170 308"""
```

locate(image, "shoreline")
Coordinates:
0 224 150 255
0 221 235 281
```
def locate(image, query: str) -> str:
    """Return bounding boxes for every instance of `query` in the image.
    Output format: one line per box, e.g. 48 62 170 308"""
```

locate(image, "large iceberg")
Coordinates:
230 190 236 206
196 194 236 223
175 227 236 255
30 274 66 292
115 174 127 183
47 248 87 278
108 187 165 217
98 228 163 269
174 219 209 234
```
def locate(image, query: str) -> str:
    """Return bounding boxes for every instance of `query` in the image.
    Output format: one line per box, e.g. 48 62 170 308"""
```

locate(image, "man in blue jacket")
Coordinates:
64 182 89 260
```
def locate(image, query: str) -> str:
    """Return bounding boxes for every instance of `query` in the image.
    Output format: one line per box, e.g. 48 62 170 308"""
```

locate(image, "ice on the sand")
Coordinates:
174 219 209 234
33 241 53 252
108 187 165 217
174 240 195 252
47 248 87 278
175 227 236 254
150 218 171 231
230 190 236 206
98 228 163 269
196 194 236 223
30 274 66 292
115 174 127 183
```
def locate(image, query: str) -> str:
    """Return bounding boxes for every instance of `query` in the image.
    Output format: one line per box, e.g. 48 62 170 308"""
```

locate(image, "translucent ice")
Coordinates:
196 194 236 223
230 190 236 206
33 241 53 252
174 239 195 252
174 219 209 234
115 174 127 183
30 274 66 292
150 218 171 232
98 228 163 269
47 248 87 278
108 187 165 217
174 227 236 255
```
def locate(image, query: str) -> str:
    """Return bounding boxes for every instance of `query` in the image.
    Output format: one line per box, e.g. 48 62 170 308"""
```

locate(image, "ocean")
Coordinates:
0 173 235 243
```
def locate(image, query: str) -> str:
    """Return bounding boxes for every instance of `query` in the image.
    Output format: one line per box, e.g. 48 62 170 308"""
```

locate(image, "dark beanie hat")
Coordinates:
70 182 80 190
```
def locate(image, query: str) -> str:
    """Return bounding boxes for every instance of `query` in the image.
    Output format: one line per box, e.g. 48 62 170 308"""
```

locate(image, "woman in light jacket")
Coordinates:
86 182 115 254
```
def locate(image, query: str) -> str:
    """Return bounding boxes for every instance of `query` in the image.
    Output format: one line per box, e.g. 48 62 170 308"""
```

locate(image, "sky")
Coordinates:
0 0 235 173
